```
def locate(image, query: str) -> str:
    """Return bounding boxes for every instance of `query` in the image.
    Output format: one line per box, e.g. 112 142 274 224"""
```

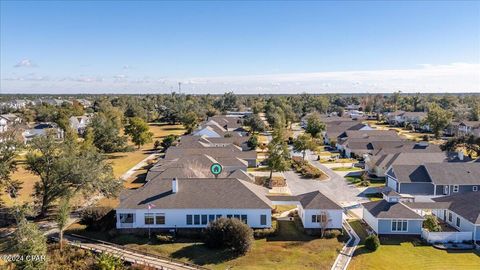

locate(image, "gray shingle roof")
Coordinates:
296 191 343 210
362 200 423 219
432 192 480 224
391 163 480 185
118 178 273 209
389 165 432 183
165 145 257 160
372 152 448 169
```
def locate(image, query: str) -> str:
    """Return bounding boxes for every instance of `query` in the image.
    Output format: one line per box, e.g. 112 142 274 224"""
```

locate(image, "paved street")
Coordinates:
286 149 368 207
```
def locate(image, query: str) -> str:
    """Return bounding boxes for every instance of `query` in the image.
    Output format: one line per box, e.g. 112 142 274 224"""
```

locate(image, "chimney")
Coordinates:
172 178 178 193
458 151 464 161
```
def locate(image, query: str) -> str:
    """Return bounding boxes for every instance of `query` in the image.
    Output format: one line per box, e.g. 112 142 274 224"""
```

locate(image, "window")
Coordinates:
201 215 208 225
208 215 215 222
144 213 154 225
227 214 233 219
453 185 459 193
473 186 478 192
312 215 327 223
155 214 165 225
260 215 267 225
234 214 240 220
448 212 453 222
186 215 192 225
194 215 200 225
391 220 408 232
241 215 248 224
119 213 134 224
216 214 222 219
456 217 460 227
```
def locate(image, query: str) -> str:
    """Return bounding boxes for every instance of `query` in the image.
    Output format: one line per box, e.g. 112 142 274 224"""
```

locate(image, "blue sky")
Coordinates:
1 0 479 94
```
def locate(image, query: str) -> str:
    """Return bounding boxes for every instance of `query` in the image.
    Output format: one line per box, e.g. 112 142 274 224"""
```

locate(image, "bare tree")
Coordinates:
318 210 331 238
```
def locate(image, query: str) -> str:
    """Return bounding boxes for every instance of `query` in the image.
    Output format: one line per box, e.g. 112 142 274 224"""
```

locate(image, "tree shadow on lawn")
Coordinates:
170 243 240 265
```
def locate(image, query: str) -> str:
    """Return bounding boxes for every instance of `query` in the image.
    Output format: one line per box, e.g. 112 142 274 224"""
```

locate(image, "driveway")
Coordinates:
286 149 368 207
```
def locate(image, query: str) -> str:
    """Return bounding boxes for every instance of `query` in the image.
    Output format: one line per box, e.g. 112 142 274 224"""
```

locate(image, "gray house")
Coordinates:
386 163 480 195
362 190 424 235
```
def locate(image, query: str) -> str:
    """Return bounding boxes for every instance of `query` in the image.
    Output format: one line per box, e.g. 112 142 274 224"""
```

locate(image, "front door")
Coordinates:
443 210 447 221
443 185 449 195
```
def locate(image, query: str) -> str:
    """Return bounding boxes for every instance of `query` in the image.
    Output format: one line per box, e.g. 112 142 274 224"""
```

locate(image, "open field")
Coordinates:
1 123 186 208
348 220 480 270
67 220 344 270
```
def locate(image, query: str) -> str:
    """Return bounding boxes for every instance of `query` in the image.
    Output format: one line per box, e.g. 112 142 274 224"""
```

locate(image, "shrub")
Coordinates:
323 229 342 239
254 220 277 238
365 235 380 251
153 140 161 150
204 217 253 254
247 135 259 150
161 135 178 150
80 207 115 231
423 215 441 232
156 234 174 243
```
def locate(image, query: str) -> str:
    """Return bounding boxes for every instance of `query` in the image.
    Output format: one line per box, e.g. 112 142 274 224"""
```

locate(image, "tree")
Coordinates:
365 235 380 251
96 253 125 270
204 217 253 255
12 217 47 270
305 113 325 138
161 134 179 150
423 215 441 232
0 135 22 199
293 133 316 160
124 117 153 149
423 103 452 139
87 110 128 153
243 114 266 133
318 211 330 238
265 128 291 180
442 135 480 157
214 92 238 112
180 111 199 134
26 135 121 217
247 134 259 150
56 197 71 252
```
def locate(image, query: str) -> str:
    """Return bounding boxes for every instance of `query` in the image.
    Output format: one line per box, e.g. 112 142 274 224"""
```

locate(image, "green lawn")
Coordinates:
68 220 344 270
332 167 362 172
348 220 480 270
345 176 385 188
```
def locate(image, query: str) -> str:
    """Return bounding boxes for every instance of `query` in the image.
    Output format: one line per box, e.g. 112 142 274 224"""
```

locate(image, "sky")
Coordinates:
0 0 479 94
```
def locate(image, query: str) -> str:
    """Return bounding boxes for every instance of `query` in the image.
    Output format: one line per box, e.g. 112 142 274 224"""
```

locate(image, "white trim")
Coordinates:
473 186 478 192
391 219 408 232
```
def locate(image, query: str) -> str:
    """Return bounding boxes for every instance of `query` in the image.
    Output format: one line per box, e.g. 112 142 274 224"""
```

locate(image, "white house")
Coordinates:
268 191 344 230
116 178 273 230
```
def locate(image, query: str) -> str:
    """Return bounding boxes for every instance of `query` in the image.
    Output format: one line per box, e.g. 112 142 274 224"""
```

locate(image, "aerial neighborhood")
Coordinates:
0 92 479 270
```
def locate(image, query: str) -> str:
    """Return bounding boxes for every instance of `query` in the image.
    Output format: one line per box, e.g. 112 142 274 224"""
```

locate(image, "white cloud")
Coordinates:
14 58 37 68
2 62 479 93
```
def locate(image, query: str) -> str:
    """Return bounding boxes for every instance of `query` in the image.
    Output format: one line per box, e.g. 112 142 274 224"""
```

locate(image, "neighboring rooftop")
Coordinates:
432 192 480 224
362 200 423 219
118 178 273 209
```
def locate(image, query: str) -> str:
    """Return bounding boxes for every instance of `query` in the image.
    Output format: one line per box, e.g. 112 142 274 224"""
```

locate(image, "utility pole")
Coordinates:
178 82 182 94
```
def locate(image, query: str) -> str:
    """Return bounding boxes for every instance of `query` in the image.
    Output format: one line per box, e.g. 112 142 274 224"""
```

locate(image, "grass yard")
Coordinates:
107 123 186 178
345 176 385 188
1 123 185 208
67 220 344 270
332 167 363 172
348 219 480 270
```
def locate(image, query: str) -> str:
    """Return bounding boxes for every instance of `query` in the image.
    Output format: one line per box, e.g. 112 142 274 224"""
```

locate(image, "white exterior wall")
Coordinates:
116 208 272 229
298 205 343 229
432 209 476 235
362 207 379 233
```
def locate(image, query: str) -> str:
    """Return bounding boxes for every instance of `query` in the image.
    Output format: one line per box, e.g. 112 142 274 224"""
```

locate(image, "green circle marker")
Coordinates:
210 163 223 175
